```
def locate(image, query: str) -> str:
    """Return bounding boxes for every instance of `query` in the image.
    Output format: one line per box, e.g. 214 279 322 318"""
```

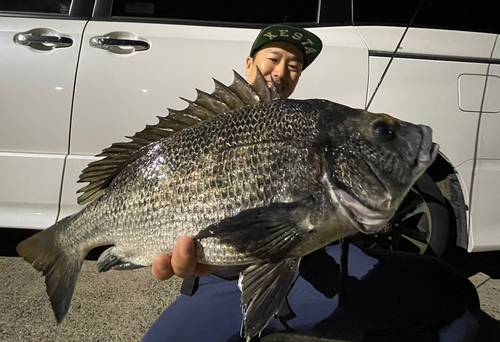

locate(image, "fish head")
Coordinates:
316 101 439 233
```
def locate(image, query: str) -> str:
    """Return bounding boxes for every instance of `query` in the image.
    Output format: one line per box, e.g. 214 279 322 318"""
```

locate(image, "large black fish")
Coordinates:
17 69 439 339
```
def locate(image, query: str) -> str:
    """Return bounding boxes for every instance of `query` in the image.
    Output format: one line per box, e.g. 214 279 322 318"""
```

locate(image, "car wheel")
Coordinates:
351 173 450 257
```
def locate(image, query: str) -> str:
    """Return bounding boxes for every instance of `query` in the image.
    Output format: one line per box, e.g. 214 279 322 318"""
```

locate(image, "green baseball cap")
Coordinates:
249 24 323 70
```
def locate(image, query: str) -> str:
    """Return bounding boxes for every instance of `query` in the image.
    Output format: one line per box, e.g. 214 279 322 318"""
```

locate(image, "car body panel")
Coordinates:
0 152 65 229
457 159 500 252
461 60 500 252
356 26 498 58
458 74 500 114
0 17 86 229
59 155 98 219
70 22 255 157
359 27 500 251
475 65 500 160
0 17 86 154
291 27 368 108
366 56 488 167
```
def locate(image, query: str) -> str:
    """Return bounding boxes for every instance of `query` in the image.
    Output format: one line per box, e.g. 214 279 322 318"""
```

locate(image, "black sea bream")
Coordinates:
17 69 439 339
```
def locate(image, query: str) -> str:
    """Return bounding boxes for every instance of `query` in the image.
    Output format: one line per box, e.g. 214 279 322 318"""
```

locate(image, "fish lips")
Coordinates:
418 125 439 165
400 124 440 192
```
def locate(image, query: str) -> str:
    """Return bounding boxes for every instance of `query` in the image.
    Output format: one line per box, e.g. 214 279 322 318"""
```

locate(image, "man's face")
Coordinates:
246 41 304 99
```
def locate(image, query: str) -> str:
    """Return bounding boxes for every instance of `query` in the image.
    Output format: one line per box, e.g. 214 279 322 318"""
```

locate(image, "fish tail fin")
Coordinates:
16 215 85 323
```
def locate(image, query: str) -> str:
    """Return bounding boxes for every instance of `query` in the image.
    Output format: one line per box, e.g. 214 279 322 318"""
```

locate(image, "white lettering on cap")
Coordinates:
263 31 277 40
301 38 314 46
304 46 317 54
262 29 317 55
291 32 303 40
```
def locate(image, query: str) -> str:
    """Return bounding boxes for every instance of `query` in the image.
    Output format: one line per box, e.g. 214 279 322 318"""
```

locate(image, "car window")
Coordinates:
111 0 320 24
0 0 72 14
352 0 500 34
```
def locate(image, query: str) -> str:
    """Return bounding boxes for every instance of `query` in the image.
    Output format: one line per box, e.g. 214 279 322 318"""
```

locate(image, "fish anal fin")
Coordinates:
240 258 300 338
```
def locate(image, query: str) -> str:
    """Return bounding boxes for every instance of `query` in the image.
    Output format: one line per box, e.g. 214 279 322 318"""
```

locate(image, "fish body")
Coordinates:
17 71 438 339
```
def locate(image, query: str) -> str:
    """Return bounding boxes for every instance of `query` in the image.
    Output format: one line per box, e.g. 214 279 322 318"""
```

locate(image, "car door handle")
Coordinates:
90 37 150 52
14 31 73 50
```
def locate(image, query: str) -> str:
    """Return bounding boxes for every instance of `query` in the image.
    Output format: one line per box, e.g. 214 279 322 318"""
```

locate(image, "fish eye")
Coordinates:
373 121 395 142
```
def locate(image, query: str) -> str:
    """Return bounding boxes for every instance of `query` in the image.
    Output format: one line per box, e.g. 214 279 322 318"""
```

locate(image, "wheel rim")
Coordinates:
352 188 432 254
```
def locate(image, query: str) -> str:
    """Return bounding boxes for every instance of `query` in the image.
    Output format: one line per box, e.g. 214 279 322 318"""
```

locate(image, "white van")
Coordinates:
1 0 499 256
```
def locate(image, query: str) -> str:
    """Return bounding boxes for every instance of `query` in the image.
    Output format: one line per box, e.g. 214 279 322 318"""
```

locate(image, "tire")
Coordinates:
351 173 450 257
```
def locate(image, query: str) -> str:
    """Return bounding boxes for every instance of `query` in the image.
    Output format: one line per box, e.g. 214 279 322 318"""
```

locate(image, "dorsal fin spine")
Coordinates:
76 68 273 205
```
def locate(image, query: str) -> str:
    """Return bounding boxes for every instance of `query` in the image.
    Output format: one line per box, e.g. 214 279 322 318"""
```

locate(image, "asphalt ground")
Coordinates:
1 228 499 342
0 253 499 342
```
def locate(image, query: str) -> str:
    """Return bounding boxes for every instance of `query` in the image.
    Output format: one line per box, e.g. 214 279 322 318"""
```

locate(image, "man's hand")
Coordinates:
151 236 214 280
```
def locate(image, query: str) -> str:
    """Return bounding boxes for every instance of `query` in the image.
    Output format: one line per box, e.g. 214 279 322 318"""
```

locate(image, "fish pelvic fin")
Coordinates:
97 246 146 272
76 67 276 205
16 215 85 323
240 258 300 339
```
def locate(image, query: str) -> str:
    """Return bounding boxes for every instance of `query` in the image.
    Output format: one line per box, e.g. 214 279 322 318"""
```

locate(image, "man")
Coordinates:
142 25 485 342
150 24 322 283
143 24 324 342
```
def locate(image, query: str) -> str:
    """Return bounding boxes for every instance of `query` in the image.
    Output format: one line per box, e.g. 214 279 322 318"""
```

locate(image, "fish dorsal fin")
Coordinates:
77 67 280 205
251 66 281 102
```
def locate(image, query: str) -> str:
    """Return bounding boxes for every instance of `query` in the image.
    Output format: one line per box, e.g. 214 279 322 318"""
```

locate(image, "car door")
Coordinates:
59 0 369 219
0 0 92 229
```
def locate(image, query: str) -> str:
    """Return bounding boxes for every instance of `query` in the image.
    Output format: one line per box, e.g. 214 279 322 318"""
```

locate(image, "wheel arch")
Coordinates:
425 152 469 250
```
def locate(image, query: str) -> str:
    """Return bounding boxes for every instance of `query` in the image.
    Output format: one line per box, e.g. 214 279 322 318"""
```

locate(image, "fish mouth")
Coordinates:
321 170 390 234
417 125 439 166
334 189 394 234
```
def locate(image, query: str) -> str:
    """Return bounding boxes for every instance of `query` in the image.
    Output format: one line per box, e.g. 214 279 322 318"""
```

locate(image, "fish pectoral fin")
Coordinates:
239 257 300 339
97 246 145 272
195 199 314 260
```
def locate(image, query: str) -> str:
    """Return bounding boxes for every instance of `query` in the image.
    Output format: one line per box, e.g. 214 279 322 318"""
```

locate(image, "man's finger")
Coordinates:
152 253 174 280
171 236 197 279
